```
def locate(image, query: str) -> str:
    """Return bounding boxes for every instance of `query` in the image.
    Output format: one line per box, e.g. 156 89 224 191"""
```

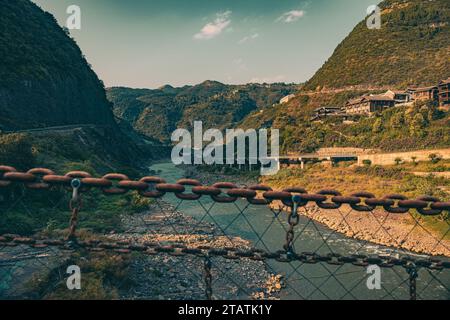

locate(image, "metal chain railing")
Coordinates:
0 165 449 300
0 166 449 214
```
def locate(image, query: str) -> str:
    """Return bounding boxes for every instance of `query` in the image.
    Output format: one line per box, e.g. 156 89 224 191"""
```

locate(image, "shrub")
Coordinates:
0 133 35 170
428 153 443 164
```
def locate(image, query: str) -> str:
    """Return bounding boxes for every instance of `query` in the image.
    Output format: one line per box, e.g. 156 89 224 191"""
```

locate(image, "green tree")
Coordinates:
409 113 426 136
372 118 383 133
390 112 404 129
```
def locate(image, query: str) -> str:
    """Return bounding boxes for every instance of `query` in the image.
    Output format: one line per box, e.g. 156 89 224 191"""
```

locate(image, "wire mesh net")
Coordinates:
0 171 449 300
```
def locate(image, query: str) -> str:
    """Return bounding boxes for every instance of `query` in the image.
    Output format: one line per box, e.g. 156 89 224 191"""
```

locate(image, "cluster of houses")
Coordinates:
311 77 450 121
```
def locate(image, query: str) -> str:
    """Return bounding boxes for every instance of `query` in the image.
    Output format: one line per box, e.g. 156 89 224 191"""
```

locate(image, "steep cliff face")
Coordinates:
0 0 115 130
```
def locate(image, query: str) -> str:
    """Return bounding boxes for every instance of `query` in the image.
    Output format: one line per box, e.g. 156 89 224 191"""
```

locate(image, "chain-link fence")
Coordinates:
0 165 449 300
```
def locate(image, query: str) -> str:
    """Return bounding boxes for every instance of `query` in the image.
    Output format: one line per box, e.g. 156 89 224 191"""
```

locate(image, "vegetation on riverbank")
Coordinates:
0 132 153 236
241 92 450 154
261 161 450 238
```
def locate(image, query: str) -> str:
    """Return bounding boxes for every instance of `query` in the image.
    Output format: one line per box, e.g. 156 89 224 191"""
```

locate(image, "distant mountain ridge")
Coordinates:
107 81 298 143
305 0 450 90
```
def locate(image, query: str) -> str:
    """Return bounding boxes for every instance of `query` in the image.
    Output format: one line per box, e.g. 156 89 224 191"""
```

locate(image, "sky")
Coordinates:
32 0 378 89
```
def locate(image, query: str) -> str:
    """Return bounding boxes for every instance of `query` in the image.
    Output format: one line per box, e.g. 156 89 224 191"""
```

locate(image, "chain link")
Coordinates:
284 195 301 259
0 165 449 214
0 234 448 271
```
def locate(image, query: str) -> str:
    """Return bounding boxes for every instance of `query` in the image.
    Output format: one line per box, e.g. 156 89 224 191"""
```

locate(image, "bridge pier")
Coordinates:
300 158 305 170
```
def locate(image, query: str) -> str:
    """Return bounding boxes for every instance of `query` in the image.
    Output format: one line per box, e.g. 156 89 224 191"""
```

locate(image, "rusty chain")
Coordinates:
1 165 449 215
0 234 448 271
67 178 82 242
204 255 213 300
1 165 448 301
283 195 301 258
406 263 418 300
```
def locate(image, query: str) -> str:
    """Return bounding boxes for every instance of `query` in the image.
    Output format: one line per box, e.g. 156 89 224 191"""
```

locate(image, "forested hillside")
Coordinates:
107 82 298 143
305 0 450 90
0 0 117 130
0 0 166 172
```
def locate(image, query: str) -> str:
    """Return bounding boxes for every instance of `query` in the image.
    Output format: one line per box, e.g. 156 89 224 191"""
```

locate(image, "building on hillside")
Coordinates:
438 78 450 107
344 95 395 115
279 94 296 104
310 106 344 121
384 90 412 104
407 86 438 102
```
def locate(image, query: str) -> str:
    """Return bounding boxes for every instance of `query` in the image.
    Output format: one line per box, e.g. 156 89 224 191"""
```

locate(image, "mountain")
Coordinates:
107 82 298 143
0 0 115 130
305 0 450 90
0 0 167 171
239 0 450 153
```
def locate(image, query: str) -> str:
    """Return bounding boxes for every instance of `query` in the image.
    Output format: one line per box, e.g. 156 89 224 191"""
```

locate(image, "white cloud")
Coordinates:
277 10 305 23
194 11 232 40
238 33 259 44
249 75 286 84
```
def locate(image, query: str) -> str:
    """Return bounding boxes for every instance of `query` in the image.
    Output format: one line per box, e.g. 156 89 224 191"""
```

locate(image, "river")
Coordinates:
149 162 449 300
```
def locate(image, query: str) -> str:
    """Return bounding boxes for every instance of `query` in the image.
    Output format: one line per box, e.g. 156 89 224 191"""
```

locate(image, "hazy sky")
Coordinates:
32 0 377 88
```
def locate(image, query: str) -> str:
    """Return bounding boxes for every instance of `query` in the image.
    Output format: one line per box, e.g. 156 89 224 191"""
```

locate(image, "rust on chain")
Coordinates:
211 182 238 203
0 165 17 187
227 188 257 199
156 183 185 193
316 190 342 209
0 233 448 270
176 179 202 200
102 173 129 195
415 196 443 216
26 168 55 190
383 194 410 214
247 185 272 205
281 187 308 207
349 192 376 212
193 186 222 196
3 171 36 183
139 177 166 198
0 165 449 214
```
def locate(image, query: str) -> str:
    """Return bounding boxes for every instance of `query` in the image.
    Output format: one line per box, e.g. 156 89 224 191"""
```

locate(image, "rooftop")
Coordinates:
439 78 450 85
408 86 438 92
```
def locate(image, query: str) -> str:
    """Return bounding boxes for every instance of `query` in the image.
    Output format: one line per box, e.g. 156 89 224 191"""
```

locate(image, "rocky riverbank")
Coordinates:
185 165 450 258
0 199 281 300
110 201 280 300
271 203 450 257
